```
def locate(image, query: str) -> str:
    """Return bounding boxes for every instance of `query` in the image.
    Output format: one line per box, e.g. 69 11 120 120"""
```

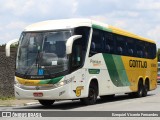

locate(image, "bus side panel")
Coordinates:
121 56 157 91
70 69 87 98
84 53 132 96
150 59 157 90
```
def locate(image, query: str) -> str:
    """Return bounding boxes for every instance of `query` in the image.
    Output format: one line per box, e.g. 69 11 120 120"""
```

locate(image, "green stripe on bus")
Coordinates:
103 54 123 86
39 76 64 84
113 55 130 86
103 54 130 87
92 24 112 32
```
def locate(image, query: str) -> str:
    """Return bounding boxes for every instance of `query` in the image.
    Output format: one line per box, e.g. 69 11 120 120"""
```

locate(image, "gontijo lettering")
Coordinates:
129 60 147 68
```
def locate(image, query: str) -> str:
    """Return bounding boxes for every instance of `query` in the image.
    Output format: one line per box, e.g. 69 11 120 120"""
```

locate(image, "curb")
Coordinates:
0 102 39 107
24 102 39 106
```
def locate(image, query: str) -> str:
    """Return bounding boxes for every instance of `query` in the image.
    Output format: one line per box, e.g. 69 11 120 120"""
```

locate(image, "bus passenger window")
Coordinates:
126 38 135 57
128 49 133 55
104 32 114 54
144 43 150 59
115 35 126 55
89 29 103 56
89 42 97 56
136 41 144 58
105 44 110 53
117 47 123 54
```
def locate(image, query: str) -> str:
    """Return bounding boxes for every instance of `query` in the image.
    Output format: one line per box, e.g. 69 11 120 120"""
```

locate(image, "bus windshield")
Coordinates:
16 30 72 77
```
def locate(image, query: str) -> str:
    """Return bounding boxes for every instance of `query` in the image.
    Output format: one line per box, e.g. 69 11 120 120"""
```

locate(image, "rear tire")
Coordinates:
38 100 55 106
80 83 98 105
130 80 143 98
142 81 149 97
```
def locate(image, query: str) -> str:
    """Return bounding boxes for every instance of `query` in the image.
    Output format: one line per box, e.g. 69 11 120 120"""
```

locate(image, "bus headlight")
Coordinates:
54 80 68 88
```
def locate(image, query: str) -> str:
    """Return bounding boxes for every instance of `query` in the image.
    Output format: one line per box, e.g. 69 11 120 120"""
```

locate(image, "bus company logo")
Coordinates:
90 59 101 66
129 60 147 68
73 86 84 97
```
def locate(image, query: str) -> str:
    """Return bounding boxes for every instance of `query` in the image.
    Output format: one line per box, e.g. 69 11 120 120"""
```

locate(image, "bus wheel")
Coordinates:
38 100 55 106
142 81 149 97
134 80 143 98
80 83 98 105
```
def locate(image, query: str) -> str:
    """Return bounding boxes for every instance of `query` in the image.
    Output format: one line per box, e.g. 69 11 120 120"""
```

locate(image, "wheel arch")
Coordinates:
87 77 99 96
138 77 143 84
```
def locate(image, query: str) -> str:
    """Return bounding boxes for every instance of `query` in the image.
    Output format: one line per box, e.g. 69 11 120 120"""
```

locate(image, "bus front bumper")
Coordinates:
14 84 74 100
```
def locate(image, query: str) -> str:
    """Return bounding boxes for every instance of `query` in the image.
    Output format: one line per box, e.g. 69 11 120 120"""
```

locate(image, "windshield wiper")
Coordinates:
36 47 41 75
23 46 41 78
23 64 35 78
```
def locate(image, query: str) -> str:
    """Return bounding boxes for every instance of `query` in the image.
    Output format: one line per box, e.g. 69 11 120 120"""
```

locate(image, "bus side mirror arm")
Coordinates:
66 35 82 54
6 39 19 57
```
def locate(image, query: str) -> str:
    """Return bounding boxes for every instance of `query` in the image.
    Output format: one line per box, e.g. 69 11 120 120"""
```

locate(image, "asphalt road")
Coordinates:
1 84 160 120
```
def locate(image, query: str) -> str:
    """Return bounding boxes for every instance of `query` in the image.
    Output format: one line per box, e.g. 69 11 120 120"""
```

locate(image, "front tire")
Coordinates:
80 83 98 105
38 100 55 106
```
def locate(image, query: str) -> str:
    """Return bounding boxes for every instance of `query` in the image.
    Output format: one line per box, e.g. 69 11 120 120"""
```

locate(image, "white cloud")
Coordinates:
0 0 79 44
137 0 160 10
89 16 108 23
0 0 160 48
6 21 28 30
0 32 20 43
147 26 160 47
72 0 78 15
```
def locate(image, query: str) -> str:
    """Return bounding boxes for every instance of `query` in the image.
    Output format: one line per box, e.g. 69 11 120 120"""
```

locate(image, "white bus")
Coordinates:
11 19 157 106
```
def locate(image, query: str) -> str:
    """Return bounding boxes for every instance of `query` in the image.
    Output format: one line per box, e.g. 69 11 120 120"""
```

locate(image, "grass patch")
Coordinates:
0 97 15 100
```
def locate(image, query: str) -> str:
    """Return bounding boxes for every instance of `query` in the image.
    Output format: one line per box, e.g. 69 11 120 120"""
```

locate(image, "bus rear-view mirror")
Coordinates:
66 35 82 54
6 39 19 57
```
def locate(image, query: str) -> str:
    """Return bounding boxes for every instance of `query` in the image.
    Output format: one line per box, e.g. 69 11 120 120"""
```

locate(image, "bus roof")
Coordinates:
24 18 155 44
24 18 92 31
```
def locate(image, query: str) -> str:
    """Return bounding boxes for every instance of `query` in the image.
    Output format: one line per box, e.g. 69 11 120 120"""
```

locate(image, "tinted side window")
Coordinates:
136 41 144 58
150 43 156 59
115 35 127 55
89 29 104 56
89 28 156 59
144 43 151 58
126 38 135 57
104 32 115 54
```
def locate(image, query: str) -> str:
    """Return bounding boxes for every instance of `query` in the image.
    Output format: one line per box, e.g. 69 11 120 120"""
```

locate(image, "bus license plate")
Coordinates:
33 92 43 97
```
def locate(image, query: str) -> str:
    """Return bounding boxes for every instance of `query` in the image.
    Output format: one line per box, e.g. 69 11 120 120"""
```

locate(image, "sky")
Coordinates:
0 0 160 48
